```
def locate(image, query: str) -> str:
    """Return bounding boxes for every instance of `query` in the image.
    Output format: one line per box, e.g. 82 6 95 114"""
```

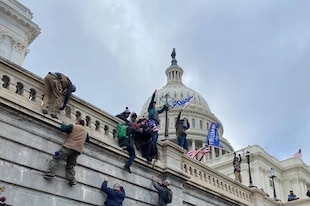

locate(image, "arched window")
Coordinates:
191 118 195 128
199 120 203 130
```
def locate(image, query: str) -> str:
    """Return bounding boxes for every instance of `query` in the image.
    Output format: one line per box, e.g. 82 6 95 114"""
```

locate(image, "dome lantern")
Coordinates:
166 48 184 85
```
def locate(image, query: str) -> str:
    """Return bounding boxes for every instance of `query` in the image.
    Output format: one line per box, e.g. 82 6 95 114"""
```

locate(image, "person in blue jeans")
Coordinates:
119 136 135 173
175 109 190 151
116 108 136 173
101 177 125 206
148 89 169 165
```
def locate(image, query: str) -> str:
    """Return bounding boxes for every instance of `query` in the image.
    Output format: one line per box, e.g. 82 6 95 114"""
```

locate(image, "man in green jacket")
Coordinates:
43 119 88 186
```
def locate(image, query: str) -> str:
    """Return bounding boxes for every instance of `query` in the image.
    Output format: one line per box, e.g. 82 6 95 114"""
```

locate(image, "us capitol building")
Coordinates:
1 0 309 205
139 50 310 202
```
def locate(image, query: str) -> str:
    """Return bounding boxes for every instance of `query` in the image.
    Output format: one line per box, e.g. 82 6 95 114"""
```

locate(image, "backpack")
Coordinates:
164 187 173 204
117 123 128 140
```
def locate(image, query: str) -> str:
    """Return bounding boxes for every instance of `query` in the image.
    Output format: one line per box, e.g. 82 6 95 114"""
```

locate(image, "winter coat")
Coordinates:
101 181 125 206
152 179 168 206
61 124 87 153
175 111 190 137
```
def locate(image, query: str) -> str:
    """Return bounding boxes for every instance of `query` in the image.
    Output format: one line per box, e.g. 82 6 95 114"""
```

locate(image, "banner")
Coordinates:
206 122 220 147
173 96 194 108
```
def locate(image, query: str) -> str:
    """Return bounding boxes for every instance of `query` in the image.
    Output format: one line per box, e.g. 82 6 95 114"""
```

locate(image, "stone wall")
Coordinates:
0 57 288 206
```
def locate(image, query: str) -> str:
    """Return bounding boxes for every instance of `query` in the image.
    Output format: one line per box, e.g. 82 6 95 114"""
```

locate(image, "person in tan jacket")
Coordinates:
42 72 76 119
44 119 88 186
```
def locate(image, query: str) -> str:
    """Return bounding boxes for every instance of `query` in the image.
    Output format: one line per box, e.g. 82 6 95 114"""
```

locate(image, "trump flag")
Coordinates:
173 96 194 108
206 122 220 147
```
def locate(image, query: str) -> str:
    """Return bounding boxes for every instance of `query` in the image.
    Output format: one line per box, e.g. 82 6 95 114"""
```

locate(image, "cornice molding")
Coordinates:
0 2 40 44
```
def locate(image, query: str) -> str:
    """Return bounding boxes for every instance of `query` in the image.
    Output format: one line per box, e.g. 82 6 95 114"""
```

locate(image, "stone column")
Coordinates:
211 146 215 159
191 139 196 150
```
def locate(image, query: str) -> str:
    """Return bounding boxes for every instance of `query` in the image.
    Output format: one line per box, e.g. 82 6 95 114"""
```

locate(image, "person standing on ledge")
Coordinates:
233 152 242 183
42 72 76 119
175 109 190 151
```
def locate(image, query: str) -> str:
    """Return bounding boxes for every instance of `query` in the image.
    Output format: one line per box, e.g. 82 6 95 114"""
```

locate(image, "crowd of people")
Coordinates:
39 75 174 204
114 89 174 173
2 71 309 205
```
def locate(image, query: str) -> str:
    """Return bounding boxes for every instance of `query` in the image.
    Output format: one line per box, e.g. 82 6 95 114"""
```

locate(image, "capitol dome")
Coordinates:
140 50 234 161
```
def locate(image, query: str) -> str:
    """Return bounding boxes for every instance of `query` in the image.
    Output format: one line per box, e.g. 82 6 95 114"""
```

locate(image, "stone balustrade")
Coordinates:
181 154 253 205
3 56 303 205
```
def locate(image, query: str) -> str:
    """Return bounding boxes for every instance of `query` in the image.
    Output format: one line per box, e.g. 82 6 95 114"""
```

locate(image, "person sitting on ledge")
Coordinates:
288 190 299 201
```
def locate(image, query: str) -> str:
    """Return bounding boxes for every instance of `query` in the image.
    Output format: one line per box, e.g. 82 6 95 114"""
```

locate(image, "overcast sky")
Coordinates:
18 0 310 165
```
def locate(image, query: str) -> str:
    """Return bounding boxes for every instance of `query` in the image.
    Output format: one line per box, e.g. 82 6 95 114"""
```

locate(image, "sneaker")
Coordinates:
68 179 77 186
151 158 157 168
43 172 55 179
51 114 58 119
42 109 48 114
124 165 132 173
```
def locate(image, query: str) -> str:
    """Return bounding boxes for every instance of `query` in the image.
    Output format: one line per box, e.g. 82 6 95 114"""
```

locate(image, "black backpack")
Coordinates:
164 187 173 204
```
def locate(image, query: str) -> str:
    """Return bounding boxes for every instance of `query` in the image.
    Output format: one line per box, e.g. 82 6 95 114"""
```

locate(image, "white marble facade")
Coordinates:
139 55 310 203
1 0 309 204
0 0 40 66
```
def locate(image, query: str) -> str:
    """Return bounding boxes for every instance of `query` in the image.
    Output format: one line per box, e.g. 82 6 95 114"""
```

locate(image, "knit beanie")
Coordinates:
123 107 130 114
0 196 6 202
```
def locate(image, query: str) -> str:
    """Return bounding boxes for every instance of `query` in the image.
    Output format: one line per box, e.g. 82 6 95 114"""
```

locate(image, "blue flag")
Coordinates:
206 122 220 147
173 96 194 108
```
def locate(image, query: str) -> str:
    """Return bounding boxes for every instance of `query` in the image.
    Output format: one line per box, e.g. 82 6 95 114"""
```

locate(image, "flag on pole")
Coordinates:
187 147 202 158
173 96 194 108
293 149 302 158
206 122 220 147
199 146 211 154
187 145 210 159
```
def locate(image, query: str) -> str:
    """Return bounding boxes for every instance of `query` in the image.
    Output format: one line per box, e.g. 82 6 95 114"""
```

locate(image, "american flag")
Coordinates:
199 146 210 154
187 146 210 158
293 149 302 158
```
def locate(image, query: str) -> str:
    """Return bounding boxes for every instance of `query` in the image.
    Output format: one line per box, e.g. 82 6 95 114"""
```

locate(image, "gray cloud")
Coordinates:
19 0 310 164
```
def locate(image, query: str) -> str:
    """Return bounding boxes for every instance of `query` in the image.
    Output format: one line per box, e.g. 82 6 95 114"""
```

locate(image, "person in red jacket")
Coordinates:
43 119 88 186
101 177 125 206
